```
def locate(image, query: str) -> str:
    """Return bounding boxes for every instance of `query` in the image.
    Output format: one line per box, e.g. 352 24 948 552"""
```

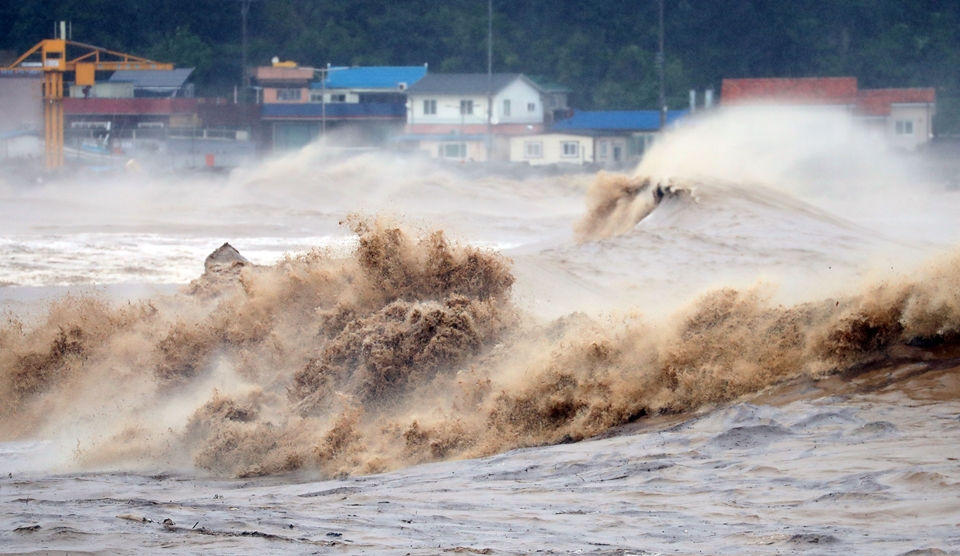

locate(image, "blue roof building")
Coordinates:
260 65 428 152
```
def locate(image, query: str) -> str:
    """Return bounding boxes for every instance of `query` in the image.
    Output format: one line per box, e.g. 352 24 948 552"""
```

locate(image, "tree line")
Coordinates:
3 0 959 132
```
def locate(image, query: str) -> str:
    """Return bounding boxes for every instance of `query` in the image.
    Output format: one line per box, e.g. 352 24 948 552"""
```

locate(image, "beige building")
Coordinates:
510 133 594 165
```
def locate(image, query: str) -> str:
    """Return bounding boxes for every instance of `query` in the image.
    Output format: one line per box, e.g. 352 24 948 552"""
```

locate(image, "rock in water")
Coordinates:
204 243 249 273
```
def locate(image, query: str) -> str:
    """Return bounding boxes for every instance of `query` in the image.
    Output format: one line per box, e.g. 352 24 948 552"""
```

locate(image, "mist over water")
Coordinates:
2 107 960 553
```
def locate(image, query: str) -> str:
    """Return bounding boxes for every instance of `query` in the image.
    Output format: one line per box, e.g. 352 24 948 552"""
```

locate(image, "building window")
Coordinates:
330 94 346 103
440 142 466 159
524 141 543 158
277 88 302 101
527 102 536 112
503 99 511 117
309 92 323 103
895 120 914 135
599 140 609 158
561 141 578 157
424 99 437 115
460 99 473 115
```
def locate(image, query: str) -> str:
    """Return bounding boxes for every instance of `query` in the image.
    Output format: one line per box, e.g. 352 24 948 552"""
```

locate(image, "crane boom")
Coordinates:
3 38 174 169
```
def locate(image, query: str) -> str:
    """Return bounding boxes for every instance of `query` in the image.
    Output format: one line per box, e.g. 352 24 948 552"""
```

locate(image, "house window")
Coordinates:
330 94 346 103
599 140 609 158
460 99 473 115
277 88 302 101
503 99 511 117
561 141 578 157
524 141 543 158
309 92 323 103
895 120 914 135
439 142 466 159
527 102 536 112
423 99 437 115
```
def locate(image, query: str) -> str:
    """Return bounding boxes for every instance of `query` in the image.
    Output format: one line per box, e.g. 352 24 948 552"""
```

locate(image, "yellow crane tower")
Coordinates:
2 28 174 169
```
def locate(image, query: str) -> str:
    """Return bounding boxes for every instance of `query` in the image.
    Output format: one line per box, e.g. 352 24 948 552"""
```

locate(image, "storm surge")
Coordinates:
3 208 960 478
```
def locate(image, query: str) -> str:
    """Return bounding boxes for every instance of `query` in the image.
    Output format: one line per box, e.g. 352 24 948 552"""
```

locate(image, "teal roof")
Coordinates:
313 66 427 90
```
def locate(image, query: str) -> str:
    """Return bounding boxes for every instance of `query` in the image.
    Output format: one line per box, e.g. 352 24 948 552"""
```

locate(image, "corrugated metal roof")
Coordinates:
405 73 541 96
313 66 427 90
856 88 936 116
108 68 194 89
261 103 406 119
721 77 858 105
551 110 687 132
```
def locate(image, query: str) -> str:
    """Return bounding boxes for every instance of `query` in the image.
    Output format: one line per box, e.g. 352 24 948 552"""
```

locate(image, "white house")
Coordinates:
399 73 546 161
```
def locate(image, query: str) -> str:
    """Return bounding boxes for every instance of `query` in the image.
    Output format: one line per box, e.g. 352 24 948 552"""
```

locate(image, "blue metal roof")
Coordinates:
108 69 194 88
552 109 688 132
261 102 406 119
310 66 427 90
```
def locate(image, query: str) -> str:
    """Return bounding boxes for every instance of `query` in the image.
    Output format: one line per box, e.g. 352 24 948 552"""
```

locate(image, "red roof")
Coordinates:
855 88 936 116
721 77 858 105
64 98 198 115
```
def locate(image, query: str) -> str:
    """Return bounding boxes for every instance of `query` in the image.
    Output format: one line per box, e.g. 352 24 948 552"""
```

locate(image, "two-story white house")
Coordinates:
399 73 546 161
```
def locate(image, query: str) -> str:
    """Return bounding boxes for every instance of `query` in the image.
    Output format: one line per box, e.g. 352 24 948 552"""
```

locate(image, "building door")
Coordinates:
613 145 622 162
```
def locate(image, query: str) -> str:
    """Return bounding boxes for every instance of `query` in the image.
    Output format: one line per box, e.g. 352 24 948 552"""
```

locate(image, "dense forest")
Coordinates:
3 0 960 131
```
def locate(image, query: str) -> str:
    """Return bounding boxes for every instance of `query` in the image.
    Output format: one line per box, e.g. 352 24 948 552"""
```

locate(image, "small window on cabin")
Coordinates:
524 141 543 158
527 102 536 112
424 99 437 115
330 94 346 103
440 142 466 159
277 88 302 101
460 100 474 115
896 120 914 135
561 141 578 157
503 99 511 117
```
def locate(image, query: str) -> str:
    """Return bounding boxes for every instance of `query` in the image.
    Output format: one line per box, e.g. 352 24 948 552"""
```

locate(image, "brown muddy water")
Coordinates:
2 107 960 554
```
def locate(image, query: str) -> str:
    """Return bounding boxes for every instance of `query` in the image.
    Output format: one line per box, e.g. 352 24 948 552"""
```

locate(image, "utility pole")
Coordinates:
240 0 257 103
486 0 493 163
658 0 666 130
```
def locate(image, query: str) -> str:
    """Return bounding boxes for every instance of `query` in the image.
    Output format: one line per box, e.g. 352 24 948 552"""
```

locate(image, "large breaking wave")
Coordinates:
3 210 960 478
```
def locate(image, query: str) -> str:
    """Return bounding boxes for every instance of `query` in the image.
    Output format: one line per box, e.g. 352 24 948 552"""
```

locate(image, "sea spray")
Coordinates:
4 214 960 477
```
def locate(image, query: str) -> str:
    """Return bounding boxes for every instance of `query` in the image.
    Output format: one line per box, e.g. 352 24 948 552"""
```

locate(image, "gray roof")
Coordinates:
108 68 194 89
405 73 542 96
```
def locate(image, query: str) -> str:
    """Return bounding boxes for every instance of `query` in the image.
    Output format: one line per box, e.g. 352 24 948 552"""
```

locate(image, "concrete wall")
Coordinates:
0 75 43 134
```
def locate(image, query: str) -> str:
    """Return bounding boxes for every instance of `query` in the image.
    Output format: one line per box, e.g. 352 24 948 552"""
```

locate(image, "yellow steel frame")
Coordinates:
3 39 174 169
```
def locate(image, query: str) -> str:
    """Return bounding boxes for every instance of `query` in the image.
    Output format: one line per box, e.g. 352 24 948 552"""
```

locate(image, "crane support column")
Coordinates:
44 71 64 168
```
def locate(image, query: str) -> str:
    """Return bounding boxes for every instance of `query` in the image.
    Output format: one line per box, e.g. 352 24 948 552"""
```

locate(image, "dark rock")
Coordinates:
204 243 249 272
